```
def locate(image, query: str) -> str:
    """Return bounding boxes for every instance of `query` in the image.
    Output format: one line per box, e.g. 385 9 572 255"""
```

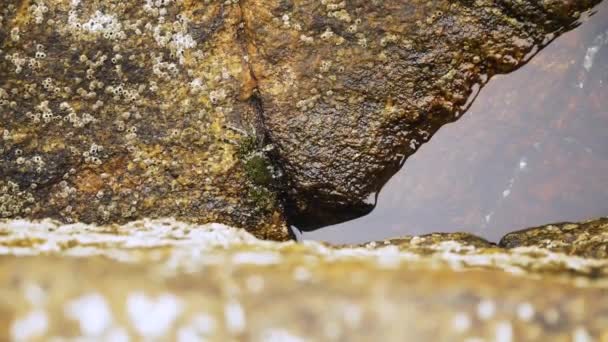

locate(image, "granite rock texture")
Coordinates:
1 217 608 341
1 0 604 235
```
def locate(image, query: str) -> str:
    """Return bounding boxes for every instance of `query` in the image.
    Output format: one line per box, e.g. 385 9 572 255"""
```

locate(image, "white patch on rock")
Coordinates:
516 302 535 322
23 283 46 307
261 329 307 342
451 312 471 333
572 326 593 342
177 314 216 342
127 292 183 338
68 11 125 40
376 245 402 268
477 299 496 320
224 301 246 334
11 309 48 341
171 32 196 50
232 251 280 265
65 293 113 336
495 321 513 342
0 218 261 263
105 327 130 342
83 12 119 32
293 266 312 282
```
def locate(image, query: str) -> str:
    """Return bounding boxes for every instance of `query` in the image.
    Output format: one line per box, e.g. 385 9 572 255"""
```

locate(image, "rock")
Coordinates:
3 2 607 338
241 0 604 225
500 217 608 259
1 218 608 340
0 0 288 240
1 0 604 236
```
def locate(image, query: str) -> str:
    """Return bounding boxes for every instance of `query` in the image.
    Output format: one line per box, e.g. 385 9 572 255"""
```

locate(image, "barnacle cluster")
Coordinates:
0 0 288 239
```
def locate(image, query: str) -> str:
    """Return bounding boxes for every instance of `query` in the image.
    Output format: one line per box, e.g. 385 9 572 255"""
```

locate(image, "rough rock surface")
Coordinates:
500 217 608 259
1 0 604 235
0 0 288 240
241 0 604 224
1 217 608 341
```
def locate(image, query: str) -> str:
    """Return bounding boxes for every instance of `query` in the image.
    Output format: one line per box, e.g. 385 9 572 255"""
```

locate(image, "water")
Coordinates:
302 2 608 244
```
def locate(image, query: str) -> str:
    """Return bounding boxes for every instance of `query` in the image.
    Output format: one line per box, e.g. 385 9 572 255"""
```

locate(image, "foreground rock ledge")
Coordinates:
1 218 608 341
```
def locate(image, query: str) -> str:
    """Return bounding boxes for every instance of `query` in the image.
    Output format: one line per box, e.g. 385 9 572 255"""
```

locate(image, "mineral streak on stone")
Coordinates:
0 0 289 240
241 0 603 226
500 217 608 259
1 218 608 340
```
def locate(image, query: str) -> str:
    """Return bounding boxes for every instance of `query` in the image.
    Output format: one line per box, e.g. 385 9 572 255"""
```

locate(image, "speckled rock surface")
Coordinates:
241 0 603 224
500 217 608 259
1 218 608 340
1 1 604 236
0 0 288 240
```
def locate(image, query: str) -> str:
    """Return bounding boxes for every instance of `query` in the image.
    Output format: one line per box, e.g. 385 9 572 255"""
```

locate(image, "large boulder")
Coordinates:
241 0 604 225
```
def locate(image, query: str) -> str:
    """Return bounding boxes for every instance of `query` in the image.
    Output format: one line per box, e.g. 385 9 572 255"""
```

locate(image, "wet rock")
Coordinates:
1 218 608 340
3 2 606 338
0 0 288 240
241 0 604 225
500 217 608 258
0 0 604 238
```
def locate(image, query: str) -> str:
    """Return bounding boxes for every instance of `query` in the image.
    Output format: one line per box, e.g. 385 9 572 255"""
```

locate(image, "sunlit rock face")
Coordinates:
1 218 608 341
1 0 603 238
0 0 288 240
